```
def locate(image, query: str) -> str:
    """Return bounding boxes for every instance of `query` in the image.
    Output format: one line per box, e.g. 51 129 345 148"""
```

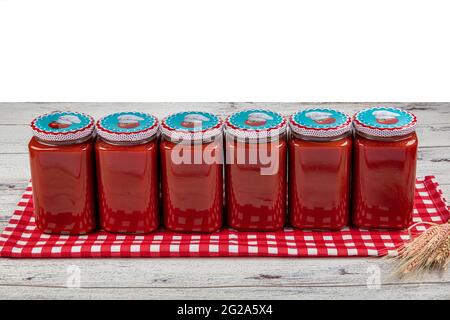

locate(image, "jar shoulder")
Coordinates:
289 135 352 148
95 137 157 152
160 138 223 150
225 137 287 148
29 136 94 152
355 132 418 147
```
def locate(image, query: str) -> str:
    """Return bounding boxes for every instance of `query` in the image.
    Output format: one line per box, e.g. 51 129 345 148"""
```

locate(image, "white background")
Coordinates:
0 0 449 101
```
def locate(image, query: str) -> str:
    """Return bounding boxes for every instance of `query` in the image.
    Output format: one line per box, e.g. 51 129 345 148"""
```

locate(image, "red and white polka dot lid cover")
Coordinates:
353 107 417 138
96 111 159 143
161 111 223 141
225 109 287 139
31 111 95 143
289 108 352 138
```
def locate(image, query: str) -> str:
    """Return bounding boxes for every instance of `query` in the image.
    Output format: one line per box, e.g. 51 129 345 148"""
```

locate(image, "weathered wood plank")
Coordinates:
0 256 449 299
0 182 29 220
0 102 232 125
0 102 449 125
1 283 449 299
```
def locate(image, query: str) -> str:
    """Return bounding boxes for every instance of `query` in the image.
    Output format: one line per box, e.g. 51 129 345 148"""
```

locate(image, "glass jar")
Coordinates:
289 108 353 230
160 111 223 233
225 109 287 231
95 112 159 234
29 112 96 234
352 107 418 229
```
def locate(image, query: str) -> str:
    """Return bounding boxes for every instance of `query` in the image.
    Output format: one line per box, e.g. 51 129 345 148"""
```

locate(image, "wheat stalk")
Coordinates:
435 237 450 270
394 222 450 277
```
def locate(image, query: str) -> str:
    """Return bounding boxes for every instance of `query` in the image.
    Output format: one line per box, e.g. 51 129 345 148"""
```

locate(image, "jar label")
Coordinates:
228 109 284 130
356 107 414 128
34 112 92 132
292 108 349 129
99 112 157 133
164 111 220 132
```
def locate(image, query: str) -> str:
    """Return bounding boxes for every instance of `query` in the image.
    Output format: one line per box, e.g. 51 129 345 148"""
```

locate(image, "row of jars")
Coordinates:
28 107 418 235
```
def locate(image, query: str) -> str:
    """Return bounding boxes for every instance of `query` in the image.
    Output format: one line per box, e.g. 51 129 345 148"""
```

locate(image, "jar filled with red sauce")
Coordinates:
29 112 96 234
289 108 353 230
353 107 418 229
225 109 287 231
95 112 160 234
160 111 223 233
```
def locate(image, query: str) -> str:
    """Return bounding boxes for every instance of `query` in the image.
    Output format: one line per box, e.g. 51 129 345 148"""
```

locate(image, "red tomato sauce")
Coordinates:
95 138 159 234
289 135 352 229
160 139 223 233
352 132 418 229
29 136 97 234
225 137 287 231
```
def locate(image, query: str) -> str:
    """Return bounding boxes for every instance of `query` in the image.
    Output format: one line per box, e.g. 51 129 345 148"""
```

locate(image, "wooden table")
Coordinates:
1 103 449 299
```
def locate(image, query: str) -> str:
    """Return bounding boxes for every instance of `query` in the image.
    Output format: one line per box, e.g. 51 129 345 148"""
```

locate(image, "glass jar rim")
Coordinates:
290 130 351 142
97 134 157 146
34 134 94 146
355 130 416 141
162 131 222 144
225 131 286 143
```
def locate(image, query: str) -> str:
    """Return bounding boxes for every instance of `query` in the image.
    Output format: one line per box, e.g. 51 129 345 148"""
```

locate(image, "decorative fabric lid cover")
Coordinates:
289 108 352 138
31 111 95 143
96 112 159 143
225 109 287 139
160 111 223 141
353 107 417 137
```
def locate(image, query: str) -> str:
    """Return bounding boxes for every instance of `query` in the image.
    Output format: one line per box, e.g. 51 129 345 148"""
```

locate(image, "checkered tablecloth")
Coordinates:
0 176 448 258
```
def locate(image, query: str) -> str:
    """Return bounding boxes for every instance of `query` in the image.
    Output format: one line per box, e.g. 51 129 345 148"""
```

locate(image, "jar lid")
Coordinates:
225 109 287 139
289 108 352 138
160 111 223 141
31 111 95 143
353 107 417 137
96 111 159 143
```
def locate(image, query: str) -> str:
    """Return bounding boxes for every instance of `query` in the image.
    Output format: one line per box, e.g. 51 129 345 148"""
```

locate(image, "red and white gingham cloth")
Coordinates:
0 176 448 258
